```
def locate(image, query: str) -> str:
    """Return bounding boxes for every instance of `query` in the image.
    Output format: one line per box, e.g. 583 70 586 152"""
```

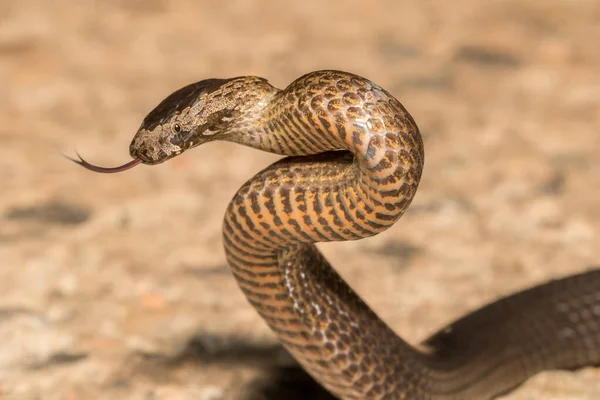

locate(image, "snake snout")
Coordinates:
129 129 185 165
129 147 154 164
128 137 152 163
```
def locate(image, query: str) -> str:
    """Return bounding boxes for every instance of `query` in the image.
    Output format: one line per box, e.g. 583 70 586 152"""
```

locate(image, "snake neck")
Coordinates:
225 71 425 237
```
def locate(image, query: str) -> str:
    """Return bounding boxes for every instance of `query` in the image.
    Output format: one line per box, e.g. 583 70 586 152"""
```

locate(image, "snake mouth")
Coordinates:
64 151 143 173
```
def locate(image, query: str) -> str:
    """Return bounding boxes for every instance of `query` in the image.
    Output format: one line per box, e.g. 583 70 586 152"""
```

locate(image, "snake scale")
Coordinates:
69 70 600 399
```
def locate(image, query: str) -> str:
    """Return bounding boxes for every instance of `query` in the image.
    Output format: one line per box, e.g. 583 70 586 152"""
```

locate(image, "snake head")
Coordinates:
129 78 243 165
68 76 273 173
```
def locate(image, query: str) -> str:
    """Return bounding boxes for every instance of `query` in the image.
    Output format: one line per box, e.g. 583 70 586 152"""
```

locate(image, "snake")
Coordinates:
67 70 600 399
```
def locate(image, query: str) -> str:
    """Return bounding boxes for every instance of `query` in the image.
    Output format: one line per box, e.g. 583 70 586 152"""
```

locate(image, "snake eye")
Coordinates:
172 123 181 133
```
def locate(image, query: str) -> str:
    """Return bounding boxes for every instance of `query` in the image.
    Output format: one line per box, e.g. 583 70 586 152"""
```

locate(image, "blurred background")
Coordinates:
1 0 599 399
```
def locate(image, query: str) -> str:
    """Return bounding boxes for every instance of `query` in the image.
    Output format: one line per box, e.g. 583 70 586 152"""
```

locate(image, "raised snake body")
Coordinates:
70 70 600 399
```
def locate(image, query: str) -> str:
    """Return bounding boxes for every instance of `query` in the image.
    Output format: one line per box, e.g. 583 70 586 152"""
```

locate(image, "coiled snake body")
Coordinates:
70 70 600 399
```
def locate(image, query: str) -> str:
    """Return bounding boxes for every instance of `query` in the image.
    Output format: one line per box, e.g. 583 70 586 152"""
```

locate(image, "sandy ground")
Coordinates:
1 0 599 399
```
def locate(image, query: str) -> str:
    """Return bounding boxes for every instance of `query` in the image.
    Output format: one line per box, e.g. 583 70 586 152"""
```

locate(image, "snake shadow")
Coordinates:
166 332 336 400
244 365 336 400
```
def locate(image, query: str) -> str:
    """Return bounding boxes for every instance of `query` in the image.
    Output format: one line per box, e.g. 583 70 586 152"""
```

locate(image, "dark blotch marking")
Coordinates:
303 215 312 226
274 293 289 302
237 205 256 232
142 78 240 131
263 188 277 216
334 114 347 141
380 188 401 198
327 205 344 229
169 134 183 147
295 191 307 213
261 281 280 290
260 221 271 230
379 174 398 186
365 219 387 231
319 115 332 131
374 212 395 221
313 192 323 214
317 216 331 231
201 107 241 135
248 191 262 215
288 219 313 241
279 187 293 214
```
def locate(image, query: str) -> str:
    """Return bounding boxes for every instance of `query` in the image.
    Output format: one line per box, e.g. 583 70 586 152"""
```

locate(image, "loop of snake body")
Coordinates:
70 70 600 399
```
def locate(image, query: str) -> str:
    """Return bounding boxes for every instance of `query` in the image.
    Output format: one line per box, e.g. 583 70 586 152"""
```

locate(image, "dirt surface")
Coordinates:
1 1 599 399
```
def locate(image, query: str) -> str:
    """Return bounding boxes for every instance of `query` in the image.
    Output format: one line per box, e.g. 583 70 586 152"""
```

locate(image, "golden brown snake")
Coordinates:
68 70 600 399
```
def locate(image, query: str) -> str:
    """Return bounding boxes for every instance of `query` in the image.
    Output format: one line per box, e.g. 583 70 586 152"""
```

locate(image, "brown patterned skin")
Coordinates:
73 70 600 399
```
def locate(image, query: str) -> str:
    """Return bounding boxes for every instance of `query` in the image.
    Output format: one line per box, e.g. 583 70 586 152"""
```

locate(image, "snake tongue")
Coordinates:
64 152 143 173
